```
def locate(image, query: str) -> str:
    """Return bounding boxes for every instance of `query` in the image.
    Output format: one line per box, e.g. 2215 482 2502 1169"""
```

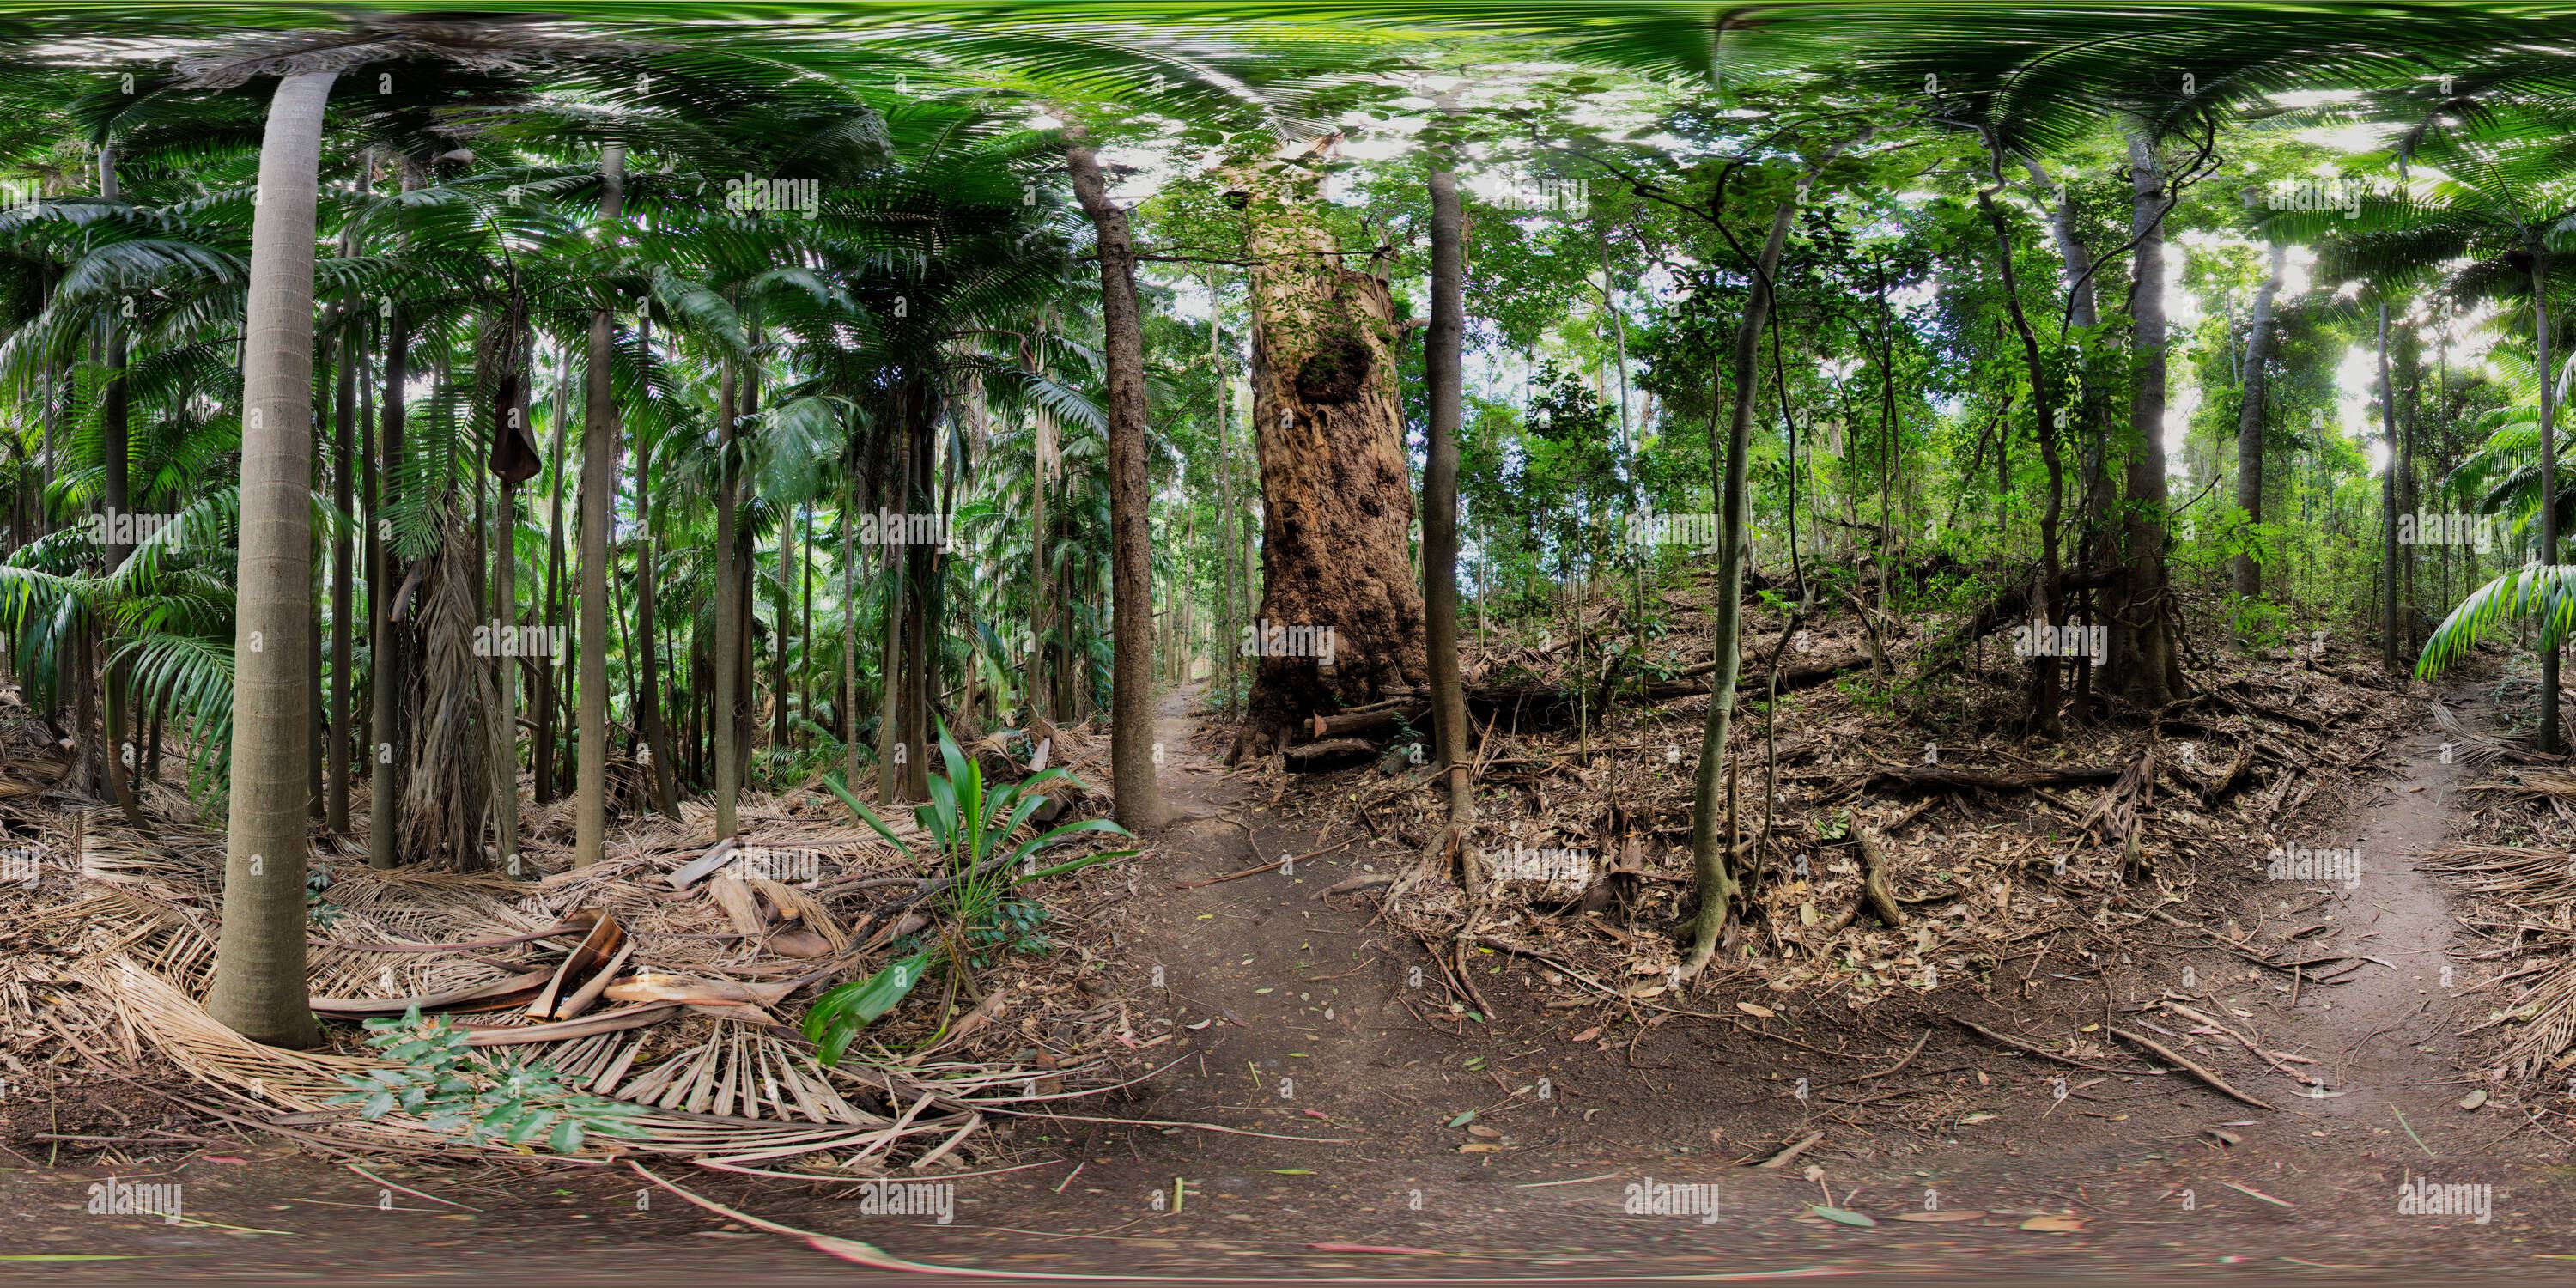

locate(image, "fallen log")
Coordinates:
1858 764 2121 793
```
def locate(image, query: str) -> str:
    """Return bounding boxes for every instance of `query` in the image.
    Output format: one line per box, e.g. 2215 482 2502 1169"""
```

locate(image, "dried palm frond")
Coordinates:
2435 702 2541 768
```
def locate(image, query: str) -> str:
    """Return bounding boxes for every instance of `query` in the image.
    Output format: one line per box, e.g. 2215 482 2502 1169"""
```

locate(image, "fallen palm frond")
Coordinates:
1 725 1148 1175
2425 845 2576 1080
2434 702 2536 769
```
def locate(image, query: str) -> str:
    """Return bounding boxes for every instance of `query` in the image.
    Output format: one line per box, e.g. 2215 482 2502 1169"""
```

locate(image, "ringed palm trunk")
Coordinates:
574 143 623 867
208 70 335 1048
1423 168 1473 829
1065 124 1163 829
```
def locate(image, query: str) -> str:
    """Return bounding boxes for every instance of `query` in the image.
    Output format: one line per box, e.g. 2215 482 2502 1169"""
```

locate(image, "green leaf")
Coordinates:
801 949 939 1068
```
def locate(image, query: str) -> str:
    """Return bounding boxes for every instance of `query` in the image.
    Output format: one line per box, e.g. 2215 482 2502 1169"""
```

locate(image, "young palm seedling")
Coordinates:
811 726 1133 1066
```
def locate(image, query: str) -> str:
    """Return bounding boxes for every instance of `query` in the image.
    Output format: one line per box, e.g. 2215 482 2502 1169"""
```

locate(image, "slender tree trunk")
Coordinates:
326 219 356 834
1065 124 1163 829
1686 136 1856 978
367 185 414 870
771 491 794 764
1027 405 1051 724
1423 167 1473 828
842 465 862 792
714 356 744 835
633 325 677 817
491 352 526 878
208 70 335 1048
2234 242 2284 598
2379 301 2402 671
2537 250 2561 753
535 354 569 801
2109 131 2185 704
99 143 143 823
573 143 623 867
1981 146 2071 735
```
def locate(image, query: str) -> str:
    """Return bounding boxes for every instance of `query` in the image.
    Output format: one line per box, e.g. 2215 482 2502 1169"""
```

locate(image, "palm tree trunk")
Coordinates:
368 168 416 869
535 353 570 802
771 492 794 765
208 69 335 1048
1065 124 1163 829
99 143 143 825
2535 252 2561 753
2111 131 2185 704
633 323 677 817
714 355 744 837
326 216 357 834
1423 167 1473 829
574 143 624 868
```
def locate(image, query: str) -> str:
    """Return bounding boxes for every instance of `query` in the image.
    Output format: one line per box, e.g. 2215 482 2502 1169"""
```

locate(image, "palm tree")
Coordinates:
204 66 335 1048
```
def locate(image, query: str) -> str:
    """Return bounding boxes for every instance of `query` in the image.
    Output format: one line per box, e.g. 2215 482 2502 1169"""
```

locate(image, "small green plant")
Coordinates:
811 724 1133 1066
331 1005 646 1153
306 865 342 928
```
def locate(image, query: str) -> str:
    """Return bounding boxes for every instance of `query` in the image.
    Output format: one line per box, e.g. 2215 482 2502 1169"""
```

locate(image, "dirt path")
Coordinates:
15 690 2575 1283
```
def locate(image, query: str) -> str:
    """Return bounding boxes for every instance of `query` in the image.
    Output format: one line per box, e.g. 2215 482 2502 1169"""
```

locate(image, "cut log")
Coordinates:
1282 737 1380 767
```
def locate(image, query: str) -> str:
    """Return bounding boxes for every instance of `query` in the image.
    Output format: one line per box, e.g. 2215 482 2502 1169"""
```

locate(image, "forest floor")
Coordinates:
9 681 2576 1283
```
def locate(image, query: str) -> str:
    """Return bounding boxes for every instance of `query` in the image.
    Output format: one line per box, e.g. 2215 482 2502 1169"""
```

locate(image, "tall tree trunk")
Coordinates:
633 321 677 818
1064 125 1163 829
1027 404 1052 724
2233 241 2284 598
1231 148 1428 756
491 347 527 878
714 356 744 835
2107 131 2186 705
368 162 420 867
327 214 357 834
842 465 862 793
771 491 794 766
1983 139 2069 738
99 143 143 823
1422 167 1472 829
534 356 569 801
1683 137 1850 979
573 143 623 868
2379 301 2402 671
208 70 334 1048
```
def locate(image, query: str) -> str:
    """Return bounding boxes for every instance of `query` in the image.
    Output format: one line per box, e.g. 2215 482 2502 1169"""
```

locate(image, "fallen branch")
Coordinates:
2107 1026 2275 1109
